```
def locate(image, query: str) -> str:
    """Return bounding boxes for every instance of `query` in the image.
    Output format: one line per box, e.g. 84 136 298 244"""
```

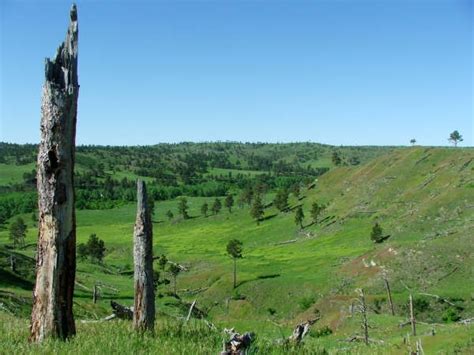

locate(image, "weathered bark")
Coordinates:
133 180 155 331
222 328 255 355
30 4 79 343
357 288 369 345
409 293 416 336
289 318 318 343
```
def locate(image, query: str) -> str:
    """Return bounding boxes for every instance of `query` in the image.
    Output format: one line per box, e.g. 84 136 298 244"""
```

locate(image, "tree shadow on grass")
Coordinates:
288 204 302 212
235 273 281 288
0 269 34 290
261 214 278 222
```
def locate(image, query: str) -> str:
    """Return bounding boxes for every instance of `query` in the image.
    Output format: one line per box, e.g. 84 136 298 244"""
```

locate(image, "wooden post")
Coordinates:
409 294 416 336
133 180 155 331
383 277 395 316
30 4 79 342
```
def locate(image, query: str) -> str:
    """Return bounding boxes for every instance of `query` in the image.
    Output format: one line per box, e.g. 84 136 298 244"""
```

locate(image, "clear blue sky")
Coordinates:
1 0 472 146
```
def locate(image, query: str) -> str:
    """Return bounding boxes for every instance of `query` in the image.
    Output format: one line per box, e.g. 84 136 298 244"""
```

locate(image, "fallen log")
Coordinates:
185 300 196 322
418 292 456 307
345 336 384 344
110 301 133 320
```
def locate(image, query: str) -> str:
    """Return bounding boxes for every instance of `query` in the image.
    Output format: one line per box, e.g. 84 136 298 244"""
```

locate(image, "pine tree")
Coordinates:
178 197 189 219
201 202 209 217
448 130 463 147
250 195 264 225
273 189 289 212
226 239 243 289
168 263 181 295
310 202 324 224
370 223 384 243
9 217 27 248
225 194 234 213
211 198 222 215
295 206 305 229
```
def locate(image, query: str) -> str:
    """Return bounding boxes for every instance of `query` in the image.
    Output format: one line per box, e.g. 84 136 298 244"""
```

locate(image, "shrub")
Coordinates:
311 325 333 338
298 296 316 310
442 307 461 323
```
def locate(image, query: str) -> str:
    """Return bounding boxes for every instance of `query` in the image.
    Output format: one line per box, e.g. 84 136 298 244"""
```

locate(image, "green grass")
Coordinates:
0 162 35 186
0 147 473 353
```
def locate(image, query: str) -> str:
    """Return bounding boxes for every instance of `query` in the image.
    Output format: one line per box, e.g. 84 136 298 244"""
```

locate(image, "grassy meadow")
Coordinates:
0 146 473 353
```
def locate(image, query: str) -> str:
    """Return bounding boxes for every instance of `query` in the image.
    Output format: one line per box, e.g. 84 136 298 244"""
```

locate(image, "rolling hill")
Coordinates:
0 145 473 353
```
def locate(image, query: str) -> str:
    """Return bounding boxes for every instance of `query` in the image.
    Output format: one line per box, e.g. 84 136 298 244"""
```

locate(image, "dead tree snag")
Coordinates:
30 4 79 342
133 180 155 331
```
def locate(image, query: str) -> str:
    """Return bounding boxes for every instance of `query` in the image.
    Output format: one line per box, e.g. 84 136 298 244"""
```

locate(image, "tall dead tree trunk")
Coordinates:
233 258 237 289
133 180 155 331
30 4 79 343
357 288 369 345
409 294 416 336
383 277 395 316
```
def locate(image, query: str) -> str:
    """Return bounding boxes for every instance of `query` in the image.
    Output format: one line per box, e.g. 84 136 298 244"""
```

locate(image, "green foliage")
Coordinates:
311 325 333 338
166 210 174 221
178 198 189 219
158 254 168 271
226 239 243 259
238 186 253 207
9 217 27 248
310 202 324 224
294 206 304 228
200 203 208 217
211 198 222 215
250 195 264 224
266 307 277 316
168 263 181 295
370 222 383 243
225 194 234 213
273 189 289 212
448 130 463 147
332 151 342 166
442 307 461 323
291 184 300 199
78 234 106 264
0 146 473 354
298 296 316 310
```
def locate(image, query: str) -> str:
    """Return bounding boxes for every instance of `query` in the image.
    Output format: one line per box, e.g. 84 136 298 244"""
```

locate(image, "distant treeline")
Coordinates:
0 142 394 225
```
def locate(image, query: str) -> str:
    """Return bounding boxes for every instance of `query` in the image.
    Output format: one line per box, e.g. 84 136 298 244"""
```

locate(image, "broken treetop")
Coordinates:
45 4 78 92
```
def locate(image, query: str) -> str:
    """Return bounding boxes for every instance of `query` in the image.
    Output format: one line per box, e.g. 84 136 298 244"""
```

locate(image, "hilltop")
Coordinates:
0 145 473 353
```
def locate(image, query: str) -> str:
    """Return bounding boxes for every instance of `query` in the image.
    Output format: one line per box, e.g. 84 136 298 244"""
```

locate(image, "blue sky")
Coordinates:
1 0 472 146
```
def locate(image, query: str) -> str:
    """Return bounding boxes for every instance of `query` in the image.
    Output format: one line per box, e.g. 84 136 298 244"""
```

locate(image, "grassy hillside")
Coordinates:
0 146 473 353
